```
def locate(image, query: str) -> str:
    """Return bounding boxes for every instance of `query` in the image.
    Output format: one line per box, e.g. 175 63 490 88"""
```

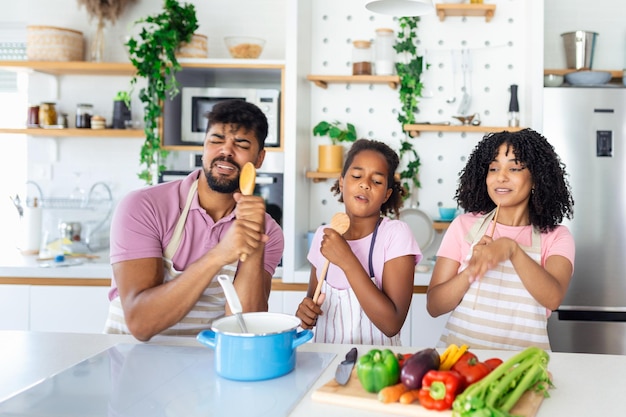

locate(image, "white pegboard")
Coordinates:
308 0 532 227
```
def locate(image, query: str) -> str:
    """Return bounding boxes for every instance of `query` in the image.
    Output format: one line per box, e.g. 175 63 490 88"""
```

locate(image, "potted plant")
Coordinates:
394 16 424 198
313 120 357 173
125 0 198 184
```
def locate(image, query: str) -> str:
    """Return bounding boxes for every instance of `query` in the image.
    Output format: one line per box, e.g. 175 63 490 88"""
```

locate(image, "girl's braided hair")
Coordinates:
456 128 574 232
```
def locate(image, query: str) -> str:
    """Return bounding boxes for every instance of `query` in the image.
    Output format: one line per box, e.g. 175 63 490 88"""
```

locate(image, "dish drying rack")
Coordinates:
27 181 114 253
27 181 113 211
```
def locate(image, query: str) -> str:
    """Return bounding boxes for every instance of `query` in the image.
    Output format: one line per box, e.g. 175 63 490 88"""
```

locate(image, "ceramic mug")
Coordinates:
439 207 457 221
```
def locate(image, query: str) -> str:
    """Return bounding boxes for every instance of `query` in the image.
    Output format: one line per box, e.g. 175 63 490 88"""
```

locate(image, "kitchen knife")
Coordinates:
335 347 358 385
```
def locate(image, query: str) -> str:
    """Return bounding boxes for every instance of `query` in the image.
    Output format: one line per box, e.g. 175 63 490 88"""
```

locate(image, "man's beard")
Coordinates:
204 157 240 193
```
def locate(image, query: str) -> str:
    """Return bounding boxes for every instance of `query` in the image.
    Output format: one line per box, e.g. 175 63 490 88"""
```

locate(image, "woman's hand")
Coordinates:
465 237 517 283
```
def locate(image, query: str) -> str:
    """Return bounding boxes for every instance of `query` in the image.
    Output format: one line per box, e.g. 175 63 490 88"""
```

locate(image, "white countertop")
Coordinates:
0 248 432 286
0 248 112 279
0 330 622 416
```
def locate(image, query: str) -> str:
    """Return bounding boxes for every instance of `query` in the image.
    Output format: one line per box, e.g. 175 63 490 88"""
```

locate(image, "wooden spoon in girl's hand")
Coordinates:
312 212 350 304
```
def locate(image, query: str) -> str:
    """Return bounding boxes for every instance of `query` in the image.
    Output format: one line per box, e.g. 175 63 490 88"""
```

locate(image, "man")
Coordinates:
104 100 284 341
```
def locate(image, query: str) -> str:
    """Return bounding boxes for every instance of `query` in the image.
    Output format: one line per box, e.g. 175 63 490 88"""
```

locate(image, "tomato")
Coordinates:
484 358 504 371
452 352 490 386
397 353 413 368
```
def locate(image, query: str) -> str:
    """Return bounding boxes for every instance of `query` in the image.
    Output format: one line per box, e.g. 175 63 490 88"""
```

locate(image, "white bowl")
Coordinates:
224 36 265 59
544 74 564 87
565 71 612 86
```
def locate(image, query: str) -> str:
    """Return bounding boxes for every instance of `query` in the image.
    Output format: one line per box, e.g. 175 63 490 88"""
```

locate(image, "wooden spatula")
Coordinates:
312 212 351 304
238 162 257 262
473 202 500 309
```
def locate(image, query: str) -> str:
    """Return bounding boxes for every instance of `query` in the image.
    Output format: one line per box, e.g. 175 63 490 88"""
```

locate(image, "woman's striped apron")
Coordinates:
438 210 550 350
104 179 230 336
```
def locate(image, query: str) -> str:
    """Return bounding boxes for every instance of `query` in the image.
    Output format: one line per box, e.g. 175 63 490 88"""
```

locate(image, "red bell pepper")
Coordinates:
452 351 491 387
417 370 462 411
397 352 413 368
484 357 504 371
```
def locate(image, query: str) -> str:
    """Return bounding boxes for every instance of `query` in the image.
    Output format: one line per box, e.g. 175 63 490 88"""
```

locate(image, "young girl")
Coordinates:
427 129 575 350
296 139 422 345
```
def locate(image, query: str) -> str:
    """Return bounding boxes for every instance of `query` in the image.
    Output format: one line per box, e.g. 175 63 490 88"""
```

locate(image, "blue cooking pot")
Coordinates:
196 312 313 381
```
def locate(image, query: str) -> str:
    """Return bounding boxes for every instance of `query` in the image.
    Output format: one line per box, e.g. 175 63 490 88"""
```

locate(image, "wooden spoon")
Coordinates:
473 202 500 310
312 212 351 304
238 162 257 262
239 162 256 196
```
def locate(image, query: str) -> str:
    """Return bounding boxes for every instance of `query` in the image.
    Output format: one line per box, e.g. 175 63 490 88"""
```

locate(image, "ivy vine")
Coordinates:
394 16 424 196
125 0 198 184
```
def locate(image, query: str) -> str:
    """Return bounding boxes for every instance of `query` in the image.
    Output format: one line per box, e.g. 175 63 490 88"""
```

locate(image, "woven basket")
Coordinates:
175 33 208 58
27 26 84 61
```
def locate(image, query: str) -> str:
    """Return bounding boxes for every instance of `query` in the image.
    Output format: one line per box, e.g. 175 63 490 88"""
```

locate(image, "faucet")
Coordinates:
84 182 113 252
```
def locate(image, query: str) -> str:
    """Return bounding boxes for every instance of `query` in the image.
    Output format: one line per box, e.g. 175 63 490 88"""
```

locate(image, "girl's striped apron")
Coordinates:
104 179 230 336
314 218 401 345
438 210 550 350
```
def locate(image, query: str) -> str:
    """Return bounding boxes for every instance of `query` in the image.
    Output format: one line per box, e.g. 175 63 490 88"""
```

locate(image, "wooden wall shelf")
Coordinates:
0 127 145 138
307 74 399 89
403 124 525 137
544 68 624 80
435 3 496 22
0 60 285 77
0 61 135 76
306 171 340 183
433 221 451 233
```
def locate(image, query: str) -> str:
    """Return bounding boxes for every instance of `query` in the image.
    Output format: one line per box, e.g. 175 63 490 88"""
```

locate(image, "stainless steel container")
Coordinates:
561 30 598 70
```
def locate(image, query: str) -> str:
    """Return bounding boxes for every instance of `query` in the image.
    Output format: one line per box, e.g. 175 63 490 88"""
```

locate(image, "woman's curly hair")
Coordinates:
456 128 574 232
330 139 406 217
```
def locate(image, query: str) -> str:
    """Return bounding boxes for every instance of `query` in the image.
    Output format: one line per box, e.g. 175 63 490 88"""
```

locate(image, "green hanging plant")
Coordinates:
394 16 424 196
125 0 199 184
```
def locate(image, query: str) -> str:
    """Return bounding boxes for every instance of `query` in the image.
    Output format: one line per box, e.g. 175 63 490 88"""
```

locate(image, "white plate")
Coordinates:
398 207 435 251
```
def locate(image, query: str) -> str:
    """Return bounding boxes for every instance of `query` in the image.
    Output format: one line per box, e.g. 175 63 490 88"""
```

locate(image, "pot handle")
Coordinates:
196 329 217 349
292 329 313 348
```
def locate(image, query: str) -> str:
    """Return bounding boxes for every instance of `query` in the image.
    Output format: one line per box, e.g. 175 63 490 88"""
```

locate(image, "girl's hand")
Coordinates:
319 228 353 267
295 295 324 329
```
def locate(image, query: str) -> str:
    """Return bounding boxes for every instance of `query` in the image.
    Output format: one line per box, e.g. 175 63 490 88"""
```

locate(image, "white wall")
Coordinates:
2 0 625 263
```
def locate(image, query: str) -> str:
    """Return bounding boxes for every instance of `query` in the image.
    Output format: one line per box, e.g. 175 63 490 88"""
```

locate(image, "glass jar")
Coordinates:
374 28 395 75
38 103 57 127
76 103 93 129
352 40 372 75
27 105 40 127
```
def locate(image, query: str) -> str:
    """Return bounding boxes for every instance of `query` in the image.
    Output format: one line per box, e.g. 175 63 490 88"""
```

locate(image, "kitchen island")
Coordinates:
0 330 620 416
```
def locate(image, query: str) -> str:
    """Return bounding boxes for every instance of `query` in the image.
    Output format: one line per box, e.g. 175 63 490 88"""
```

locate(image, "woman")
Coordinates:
427 129 575 350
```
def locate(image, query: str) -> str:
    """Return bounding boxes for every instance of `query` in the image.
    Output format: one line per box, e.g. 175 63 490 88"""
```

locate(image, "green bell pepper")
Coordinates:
356 349 400 393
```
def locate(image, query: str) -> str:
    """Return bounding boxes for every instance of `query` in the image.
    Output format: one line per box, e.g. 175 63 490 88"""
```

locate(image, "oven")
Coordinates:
158 169 284 228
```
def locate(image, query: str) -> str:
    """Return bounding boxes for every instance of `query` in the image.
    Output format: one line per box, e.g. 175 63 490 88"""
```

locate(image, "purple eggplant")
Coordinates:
400 348 440 390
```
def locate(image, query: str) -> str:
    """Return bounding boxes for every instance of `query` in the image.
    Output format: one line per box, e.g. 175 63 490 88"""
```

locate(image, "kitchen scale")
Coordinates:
0 343 335 417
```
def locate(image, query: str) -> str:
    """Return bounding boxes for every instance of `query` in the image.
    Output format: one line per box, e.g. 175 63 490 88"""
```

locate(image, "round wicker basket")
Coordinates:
175 33 208 59
27 26 84 61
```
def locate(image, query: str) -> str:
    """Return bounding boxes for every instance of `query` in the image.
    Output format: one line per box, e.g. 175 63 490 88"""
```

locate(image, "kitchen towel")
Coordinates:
19 205 42 254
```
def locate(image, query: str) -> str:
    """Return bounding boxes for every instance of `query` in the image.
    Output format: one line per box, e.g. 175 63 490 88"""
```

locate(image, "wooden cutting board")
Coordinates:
312 369 546 417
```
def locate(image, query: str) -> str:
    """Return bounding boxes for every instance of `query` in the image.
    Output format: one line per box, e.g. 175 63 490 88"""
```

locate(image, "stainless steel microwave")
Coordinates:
181 87 280 147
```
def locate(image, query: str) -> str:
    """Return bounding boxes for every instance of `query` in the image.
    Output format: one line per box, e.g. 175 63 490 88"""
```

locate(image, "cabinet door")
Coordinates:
410 294 450 348
30 286 111 333
0 285 30 330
